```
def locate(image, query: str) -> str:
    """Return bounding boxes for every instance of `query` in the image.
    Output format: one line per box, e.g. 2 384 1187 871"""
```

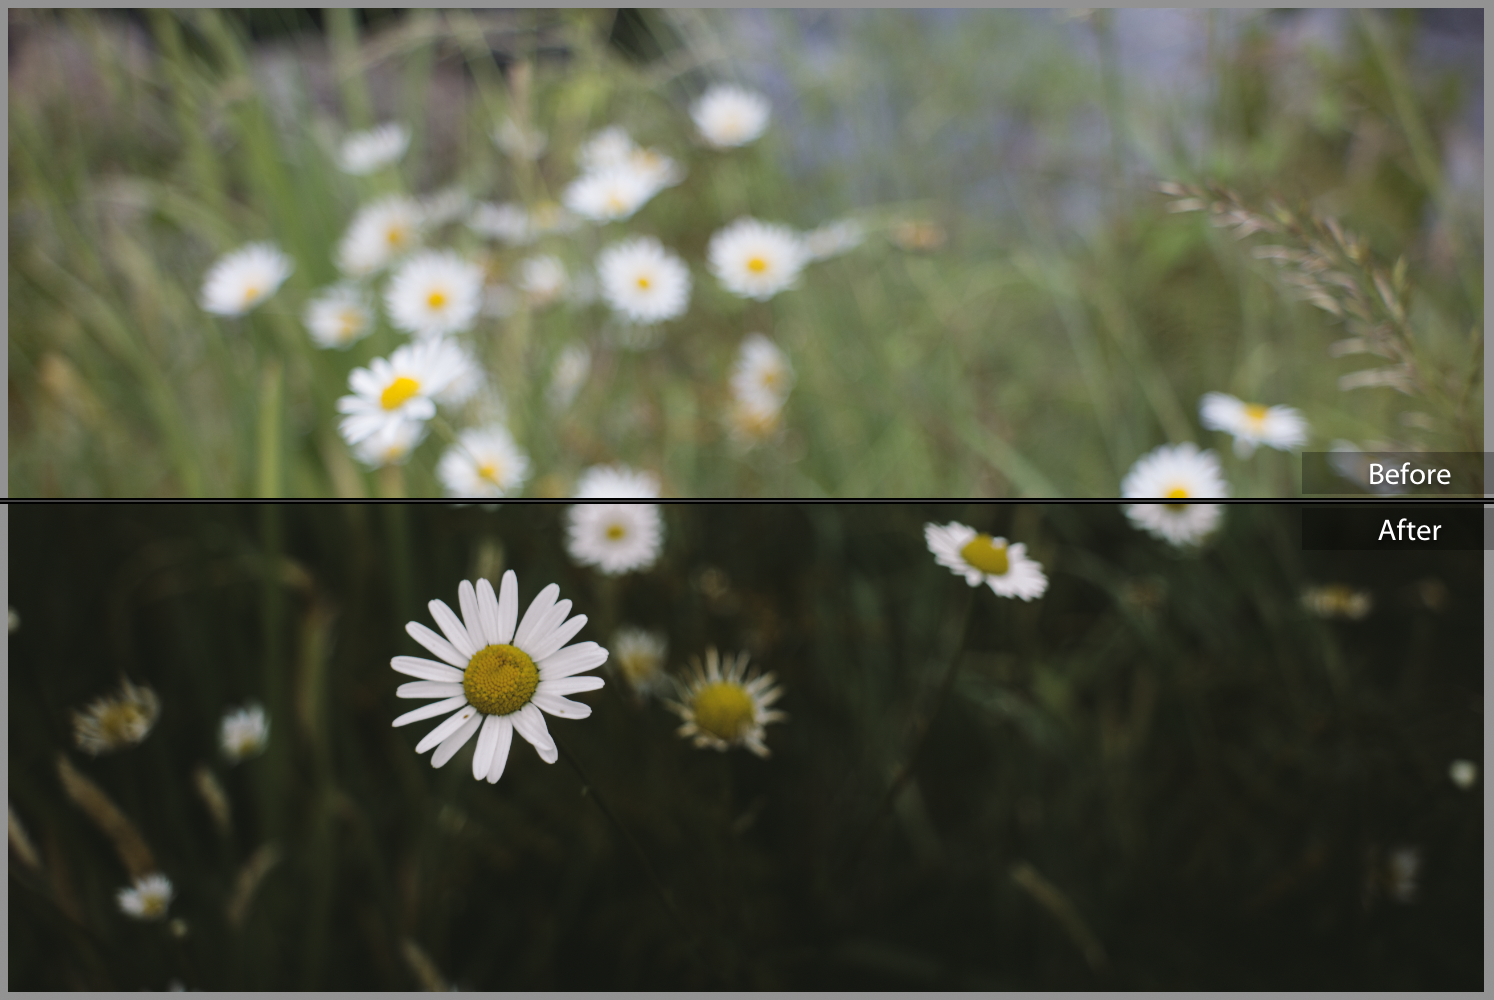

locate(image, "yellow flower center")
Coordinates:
477 461 500 483
339 309 361 338
959 534 1009 576
243 285 261 302
607 192 627 212
1164 486 1190 510
386 225 408 248
692 681 755 741
605 522 627 541
380 376 421 411
462 644 539 716
138 890 169 919
746 256 769 274
619 650 660 686
426 289 448 310
636 275 652 290
97 703 151 746
1243 403 1269 426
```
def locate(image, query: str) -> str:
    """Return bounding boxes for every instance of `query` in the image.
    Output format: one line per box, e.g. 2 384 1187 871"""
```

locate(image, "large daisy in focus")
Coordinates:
596 237 691 324
391 572 608 783
565 503 664 575
1199 392 1309 458
1120 442 1229 547
385 250 485 338
924 522 1048 601
200 243 294 317
667 648 784 757
707 218 808 301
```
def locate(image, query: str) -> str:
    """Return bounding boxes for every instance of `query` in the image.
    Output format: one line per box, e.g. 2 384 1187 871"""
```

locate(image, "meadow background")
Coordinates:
6 9 1484 498
7 501 1483 989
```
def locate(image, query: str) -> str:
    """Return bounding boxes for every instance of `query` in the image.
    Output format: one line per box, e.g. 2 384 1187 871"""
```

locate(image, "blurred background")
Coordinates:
8 502 1482 988
6 9 1484 497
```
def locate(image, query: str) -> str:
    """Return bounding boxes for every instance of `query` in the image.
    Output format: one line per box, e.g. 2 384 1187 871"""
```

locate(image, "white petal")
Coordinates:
512 703 558 764
539 675 606 696
532 690 592 719
476 577 502 649
496 570 519 644
430 710 483 766
393 695 468 728
405 622 467 668
485 716 514 783
522 599 572 657
390 656 464 682
428 599 476 659
514 583 560 650
537 641 608 680
525 613 588 664
471 713 503 779
396 681 465 700
458 580 488 648
414 704 477 751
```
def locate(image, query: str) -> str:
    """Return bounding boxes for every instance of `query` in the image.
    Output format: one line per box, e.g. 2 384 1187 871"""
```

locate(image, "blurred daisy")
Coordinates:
517 255 568 308
219 703 270 763
117 873 174 921
667 648 784 757
630 146 685 190
563 167 658 223
1301 584 1373 621
1449 759 1477 790
337 337 474 446
1199 392 1309 457
420 187 471 229
547 343 591 411
302 284 373 349
338 122 410 175
708 218 809 301
1121 443 1229 547
597 237 691 324
611 627 669 699
731 334 794 411
337 196 423 277
352 418 427 468
433 341 485 408
493 118 547 161
385 250 485 338
576 125 638 173
726 396 785 447
691 85 771 149
924 522 1049 601
574 465 660 499
390 572 608 783
1386 846 1420 903
73 678 160 756
565 503 664 575
437 425 531 499
804 218 865 261
200 243 294 317
891 220 948 252
469 202 532 245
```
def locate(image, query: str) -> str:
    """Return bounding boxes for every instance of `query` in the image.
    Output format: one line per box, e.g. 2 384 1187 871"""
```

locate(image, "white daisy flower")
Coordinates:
576 125 638 173
303 284 374 349
337 337 474 446
731 334 794 411
200 243 294 317
547 343 591 411
469 201 533 245
338 122 410 175
390 572 608 783
707 218 809 301
565 503 664 575
419 187 471 229
563 166 658 223
611 627 669 699
73 678 161 756
337 196 424 278
385 250 485 338
437 425 531 498
219 703 270 763
726 396 785 447
352 418 427 468
691 84 771 149
573 464 660 499
117 873 174 921
517 255 568 308
1121 443 1229 547
597 237 691 324
667 648 785 757
804 218 865 261
1199 392 1309 457
493 118 548 161
628 146 685 191
924 522 1049 601
1449 759 1478 790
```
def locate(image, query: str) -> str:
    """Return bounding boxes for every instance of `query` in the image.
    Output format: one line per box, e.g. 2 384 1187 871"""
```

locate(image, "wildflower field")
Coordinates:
8 502 1482 989
7 10 1483 498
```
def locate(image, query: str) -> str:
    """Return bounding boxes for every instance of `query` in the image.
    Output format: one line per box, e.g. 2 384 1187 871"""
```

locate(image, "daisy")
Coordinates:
611 627 669 699
707 218 809 301
303 284 374 349
1121 443 1229 547
517 255 568 308
667 648 785 757
596 237 691 324
73 678 160 756
1199 392 1309 457
200 243 294 317
337 337 474 446
691 85 771 149
629 146 685 191
565 503 664 574
352 418 427 468
493 118 547 161
924 522 1049 601
576 125 638 173
437 425 531 498
563 166 658 223
385 250 485 338
117 873 174 921
573 464 660 499
390 572 608 783
1449 760 1477 790
337 196 424 277
726 396 785 447
804 218 865 261
338 122 410 175
731 334 794 411
219 703 270 763
547 343 591 411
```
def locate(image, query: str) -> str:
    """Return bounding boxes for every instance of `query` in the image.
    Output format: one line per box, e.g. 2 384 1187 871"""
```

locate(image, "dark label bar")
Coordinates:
1300 452 1484 496
1301 504 1483 550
